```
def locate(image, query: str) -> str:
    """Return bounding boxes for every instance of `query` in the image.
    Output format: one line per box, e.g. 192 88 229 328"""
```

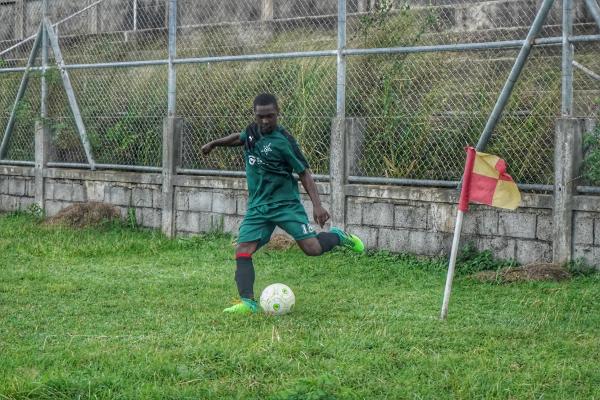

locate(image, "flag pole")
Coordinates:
441 210 464 320
440 147 476 320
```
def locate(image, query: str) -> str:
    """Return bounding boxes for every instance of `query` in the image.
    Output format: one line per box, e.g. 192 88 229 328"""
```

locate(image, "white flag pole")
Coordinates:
440 209 465 320
440 147 476 320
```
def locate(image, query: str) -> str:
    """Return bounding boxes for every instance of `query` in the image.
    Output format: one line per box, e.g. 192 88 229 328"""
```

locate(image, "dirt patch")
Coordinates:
265 234 295 250
471 263 571 283
45 202 121 228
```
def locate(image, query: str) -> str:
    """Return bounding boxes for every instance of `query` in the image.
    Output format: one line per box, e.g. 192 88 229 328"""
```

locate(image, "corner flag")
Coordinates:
441 147 521 320
458 146 521 212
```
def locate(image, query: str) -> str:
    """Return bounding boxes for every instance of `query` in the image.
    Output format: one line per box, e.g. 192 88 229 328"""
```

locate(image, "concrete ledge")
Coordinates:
345 184 554 209
44 168 162 185
0 166 35 177
573 195 600 213
175 175 248 190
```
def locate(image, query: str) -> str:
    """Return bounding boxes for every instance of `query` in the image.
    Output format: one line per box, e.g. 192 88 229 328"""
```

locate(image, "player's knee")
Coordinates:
236 241 257 255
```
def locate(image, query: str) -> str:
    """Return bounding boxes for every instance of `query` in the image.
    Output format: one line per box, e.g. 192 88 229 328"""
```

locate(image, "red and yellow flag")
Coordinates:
458 147 521 212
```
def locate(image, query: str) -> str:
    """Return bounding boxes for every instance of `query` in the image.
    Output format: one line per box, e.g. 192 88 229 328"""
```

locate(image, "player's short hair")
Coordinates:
253 93 279 111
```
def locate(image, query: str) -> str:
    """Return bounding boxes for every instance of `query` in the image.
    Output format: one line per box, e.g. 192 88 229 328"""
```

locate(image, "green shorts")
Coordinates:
238 201 317 247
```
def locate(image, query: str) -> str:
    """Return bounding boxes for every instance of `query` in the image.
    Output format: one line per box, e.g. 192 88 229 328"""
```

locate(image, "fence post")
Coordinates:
330 118 346 229
161 117 182 237
561 0 574 117
34 122 51 209
345 118 366 176
330 0 347 229
161 0 178 237
35 0 50 210
553 118 584 265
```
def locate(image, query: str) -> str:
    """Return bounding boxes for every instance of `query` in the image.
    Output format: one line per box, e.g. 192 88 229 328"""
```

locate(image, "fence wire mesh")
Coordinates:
52 65 167 166
0 0 598 187
178 58 336 173
177 0 337 57
574 40 600 186
346 0 567 47
4 73 40 162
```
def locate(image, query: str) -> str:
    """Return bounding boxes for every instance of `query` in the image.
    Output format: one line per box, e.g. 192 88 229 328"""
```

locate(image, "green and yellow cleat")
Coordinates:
330 227 365 253
223 298 259 314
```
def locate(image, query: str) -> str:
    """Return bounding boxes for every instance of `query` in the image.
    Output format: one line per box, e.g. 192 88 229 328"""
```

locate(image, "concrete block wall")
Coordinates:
0 167 35 212
0 166 598 266
345 184 600 266
173 175 331 236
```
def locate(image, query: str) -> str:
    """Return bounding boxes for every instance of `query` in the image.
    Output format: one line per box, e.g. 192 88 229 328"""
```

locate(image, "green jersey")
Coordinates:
239 124 309 209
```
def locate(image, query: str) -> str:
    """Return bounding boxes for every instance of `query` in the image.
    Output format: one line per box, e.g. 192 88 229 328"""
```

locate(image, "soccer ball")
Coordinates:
260 283 295 315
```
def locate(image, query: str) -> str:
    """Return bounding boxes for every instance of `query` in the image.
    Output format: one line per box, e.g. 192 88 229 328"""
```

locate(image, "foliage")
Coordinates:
0 7 593 184
455 242 518 275
582 100 600 185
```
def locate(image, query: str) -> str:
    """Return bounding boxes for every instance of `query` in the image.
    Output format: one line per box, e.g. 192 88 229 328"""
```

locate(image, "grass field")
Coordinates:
1 213 599 399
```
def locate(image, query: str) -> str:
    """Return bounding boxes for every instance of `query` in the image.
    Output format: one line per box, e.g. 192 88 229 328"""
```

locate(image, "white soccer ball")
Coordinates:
260 283 295 315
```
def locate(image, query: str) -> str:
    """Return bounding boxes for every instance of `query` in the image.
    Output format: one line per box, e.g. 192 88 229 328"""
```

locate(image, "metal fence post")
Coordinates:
161 0 179 237
35 0 50 209
553 118 584 264
584 0 600 32
330 0 347 229
133 0 138 31
562 0 574 116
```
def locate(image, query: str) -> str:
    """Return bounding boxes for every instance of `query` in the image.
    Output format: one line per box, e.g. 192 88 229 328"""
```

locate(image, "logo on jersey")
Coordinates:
261 142 272 155
248 155 264 166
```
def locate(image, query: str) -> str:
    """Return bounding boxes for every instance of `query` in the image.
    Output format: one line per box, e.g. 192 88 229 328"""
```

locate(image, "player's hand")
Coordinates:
313 205 330 228
201 142 214 155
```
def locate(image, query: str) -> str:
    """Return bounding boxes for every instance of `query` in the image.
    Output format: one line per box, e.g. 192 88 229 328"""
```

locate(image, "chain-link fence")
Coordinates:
0 0 598 186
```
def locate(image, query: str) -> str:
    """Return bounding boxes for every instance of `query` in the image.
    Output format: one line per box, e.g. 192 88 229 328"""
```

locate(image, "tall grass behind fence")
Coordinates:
0 0 598 184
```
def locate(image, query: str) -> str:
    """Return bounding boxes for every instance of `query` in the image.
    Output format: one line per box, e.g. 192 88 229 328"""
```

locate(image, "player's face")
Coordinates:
254 104 278 134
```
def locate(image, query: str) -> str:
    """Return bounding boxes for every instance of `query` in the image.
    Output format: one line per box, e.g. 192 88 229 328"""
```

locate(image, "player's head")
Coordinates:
253 93 279 134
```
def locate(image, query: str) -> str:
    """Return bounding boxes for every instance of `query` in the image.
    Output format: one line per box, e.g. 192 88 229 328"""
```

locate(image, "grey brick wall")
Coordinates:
345 185 600 266
0 166 598 267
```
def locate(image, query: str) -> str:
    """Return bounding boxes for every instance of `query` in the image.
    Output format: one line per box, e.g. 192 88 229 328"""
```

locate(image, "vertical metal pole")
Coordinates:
36 0 50 209
162 0 179 237
475 0 555 151
41 0 49 120
330 0 348 229
336 0 346 118
561 0 574 116
167 0 177 117
133 0 138 31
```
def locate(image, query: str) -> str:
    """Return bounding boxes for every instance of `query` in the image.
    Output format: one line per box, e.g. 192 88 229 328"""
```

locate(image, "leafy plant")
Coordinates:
582 115 600 185
456 242 517 275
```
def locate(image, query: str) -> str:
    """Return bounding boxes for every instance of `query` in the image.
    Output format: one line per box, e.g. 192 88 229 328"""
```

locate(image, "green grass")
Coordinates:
1 213 600 399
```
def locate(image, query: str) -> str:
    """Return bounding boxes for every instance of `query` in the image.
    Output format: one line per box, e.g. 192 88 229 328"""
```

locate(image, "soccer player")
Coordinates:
201 93 364 314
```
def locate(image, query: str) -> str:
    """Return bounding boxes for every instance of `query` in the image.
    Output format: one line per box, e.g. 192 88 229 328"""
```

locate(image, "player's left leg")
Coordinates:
273 201 364 256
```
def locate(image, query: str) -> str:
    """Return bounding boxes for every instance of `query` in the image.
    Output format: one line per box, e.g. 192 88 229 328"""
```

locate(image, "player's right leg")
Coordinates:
223 207 275 315
223 240 260 314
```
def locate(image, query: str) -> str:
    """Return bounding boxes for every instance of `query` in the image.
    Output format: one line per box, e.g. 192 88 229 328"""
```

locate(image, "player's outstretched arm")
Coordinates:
298 170 330 228
201 133 243 155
